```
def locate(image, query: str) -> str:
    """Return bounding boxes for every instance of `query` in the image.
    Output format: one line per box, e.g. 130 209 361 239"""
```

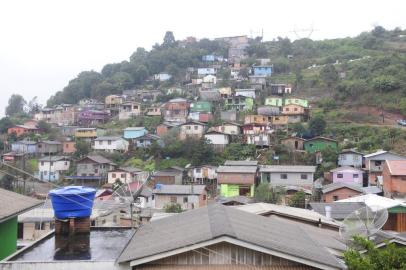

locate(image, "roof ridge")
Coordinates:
208 204 237 239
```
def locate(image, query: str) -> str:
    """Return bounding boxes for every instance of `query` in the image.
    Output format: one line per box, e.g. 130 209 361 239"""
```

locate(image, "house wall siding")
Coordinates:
323 188 362 203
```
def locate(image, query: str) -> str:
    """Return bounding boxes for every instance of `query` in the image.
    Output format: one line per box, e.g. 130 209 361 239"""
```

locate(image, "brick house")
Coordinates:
364 150 406 185
383 160 406 197
322 183 363 203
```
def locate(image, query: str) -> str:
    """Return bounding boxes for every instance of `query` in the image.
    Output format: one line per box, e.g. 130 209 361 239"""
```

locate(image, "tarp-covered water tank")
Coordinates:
49 186 96 219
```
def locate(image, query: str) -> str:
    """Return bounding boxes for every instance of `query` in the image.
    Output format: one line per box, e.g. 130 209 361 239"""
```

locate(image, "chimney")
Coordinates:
325 206 332 219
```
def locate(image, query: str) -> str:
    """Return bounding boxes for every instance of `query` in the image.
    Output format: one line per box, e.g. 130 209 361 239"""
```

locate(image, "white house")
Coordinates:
188 165 218 185
260 165 317 189
154 73 172 81
38 156 70 181
92 136 129 153
235 88 257 99
210 122 241 135
338 149 363 168
107 167 149 184
197 67 216 77
204 131 230 151
179 121 206 140
246 134 271 147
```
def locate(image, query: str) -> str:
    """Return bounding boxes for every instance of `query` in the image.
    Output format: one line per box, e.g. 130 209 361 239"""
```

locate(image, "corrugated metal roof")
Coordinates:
217 166 257 173
0 188 42 223
224 160 258 166
260 165 316 173
153 184 206 195
117 204 343 269
322 183 364 194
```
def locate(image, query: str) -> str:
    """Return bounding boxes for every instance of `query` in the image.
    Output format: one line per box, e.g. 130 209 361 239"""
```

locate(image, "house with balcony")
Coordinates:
364 150 406 185
105 95 124 110
145 105 162 116
37 140 63 155
260 165 316 189
163 98 189 123
92 136 129 153
118 102 142 120
68 155 117 186
74 127 106 140
78 110 110 126
244 115 269 125
224 96 254 111
38 156 71 181
186 165 218 186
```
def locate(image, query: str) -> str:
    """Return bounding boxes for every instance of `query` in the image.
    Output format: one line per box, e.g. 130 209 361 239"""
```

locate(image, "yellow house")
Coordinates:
244 115 269 125
105 95 124 108
74 128 97 139
270 115 289 125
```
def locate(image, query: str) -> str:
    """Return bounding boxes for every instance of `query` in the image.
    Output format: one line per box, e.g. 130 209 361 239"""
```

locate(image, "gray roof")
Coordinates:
13 140 37 145
39 140 62 145
224 160 258 166
310 202 367 220
94 136 124 141
217 165 257 173
322 183 364 194
260 165 316 173
123 127 146 131
80 155 116 165
153 169 183 177
117 204 343 269
362 186 383 194
0 188 42 223
38 156 70 162
153 185 206 195
330 166 364 173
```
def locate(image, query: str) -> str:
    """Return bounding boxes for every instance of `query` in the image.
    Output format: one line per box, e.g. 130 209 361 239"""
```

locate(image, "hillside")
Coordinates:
47 27 406 120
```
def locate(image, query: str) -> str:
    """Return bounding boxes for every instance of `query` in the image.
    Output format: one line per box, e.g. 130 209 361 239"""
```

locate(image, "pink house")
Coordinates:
330 166 364 186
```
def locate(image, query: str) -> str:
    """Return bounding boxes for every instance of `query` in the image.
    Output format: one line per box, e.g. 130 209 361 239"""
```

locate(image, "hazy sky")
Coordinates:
1 0 406 116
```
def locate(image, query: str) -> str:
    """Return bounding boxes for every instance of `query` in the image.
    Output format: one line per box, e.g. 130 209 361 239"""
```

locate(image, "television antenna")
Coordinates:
339 206 388 242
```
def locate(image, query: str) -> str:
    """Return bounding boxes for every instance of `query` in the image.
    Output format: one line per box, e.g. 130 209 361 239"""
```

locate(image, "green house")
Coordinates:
220 184 255 197
265 97 283 107
285 98 309 108
0 188 41 260
190 101 212 113
304 136 338 154
224 96 253 111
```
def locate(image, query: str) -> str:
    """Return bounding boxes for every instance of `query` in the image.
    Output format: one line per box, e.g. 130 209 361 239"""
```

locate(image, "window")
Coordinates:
194 126 198 130
41 161 44 166
99 141 103 145
108 140 112 145
353 155 359 161
337 173 343 178
112 173 116 178
64 161 68 166
280 174 287 179
353 174 359 178
121 173 125 178
170 196 177 203
35 222 45 230
203 195 207 200
196 168 201 173
286 108 290 111
340 155 346 160
375 161 382 166
50 162 54 166
294 108 298 111
333 195 339 201
301 174 308 180
186 126 191 130
65 143 69 148
183 197 188 203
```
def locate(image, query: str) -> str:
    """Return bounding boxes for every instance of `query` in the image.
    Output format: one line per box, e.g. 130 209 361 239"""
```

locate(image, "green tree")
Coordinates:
372 75 400 92
74 140 90 158
37 120 52 133
254 183 283 204
344 236 406 270
0 117 14 133
288 191 306 208
320 64 339 87
400 98 406 116
164 203 183 213
6 94 26 116
223 144 256 161
308 115 327 136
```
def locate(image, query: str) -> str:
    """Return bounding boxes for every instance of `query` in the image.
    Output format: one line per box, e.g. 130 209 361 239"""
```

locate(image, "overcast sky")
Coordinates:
1 0 405 116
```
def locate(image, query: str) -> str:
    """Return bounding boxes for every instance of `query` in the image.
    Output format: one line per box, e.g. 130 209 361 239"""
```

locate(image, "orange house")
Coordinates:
281 104 306 115
63 141 77 154
383 160 406 197
7 125 39 137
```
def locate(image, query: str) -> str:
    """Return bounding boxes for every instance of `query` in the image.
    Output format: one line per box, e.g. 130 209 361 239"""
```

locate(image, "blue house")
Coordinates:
253 65 273 76
11 141 38 154
123 127 148 140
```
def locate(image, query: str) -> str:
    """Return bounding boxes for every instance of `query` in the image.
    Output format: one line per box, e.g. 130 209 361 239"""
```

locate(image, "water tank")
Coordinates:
49 186 96 219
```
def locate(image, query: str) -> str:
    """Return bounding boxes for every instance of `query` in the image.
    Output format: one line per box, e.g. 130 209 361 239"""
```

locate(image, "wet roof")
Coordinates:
10 228 133 262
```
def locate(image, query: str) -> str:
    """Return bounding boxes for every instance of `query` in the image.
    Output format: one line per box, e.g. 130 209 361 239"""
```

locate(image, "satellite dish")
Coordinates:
339 206 388 242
